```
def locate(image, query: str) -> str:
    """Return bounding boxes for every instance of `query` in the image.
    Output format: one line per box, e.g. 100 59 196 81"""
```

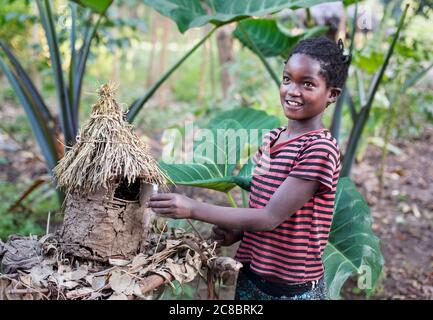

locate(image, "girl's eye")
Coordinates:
283 76 290 83
304 82 314 88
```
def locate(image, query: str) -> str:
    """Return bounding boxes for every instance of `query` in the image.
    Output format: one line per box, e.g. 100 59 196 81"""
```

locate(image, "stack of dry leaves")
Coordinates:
0 226 242 300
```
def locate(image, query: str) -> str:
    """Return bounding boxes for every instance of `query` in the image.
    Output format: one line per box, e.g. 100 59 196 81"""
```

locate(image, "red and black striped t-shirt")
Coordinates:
235 127 341 283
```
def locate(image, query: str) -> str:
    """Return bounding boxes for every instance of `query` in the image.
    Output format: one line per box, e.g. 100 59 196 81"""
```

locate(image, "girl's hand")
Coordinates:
211 226 243 247
148 193 196 219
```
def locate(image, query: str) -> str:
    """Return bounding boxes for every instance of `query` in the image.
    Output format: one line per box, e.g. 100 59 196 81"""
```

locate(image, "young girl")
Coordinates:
149 37 351 300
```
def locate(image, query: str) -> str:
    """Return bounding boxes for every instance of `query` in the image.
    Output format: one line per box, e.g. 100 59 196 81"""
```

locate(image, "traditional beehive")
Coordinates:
53 84 167 261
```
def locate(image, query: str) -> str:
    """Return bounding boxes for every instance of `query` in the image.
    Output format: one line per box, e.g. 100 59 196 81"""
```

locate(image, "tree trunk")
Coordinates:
216 25 234 99
157 17 171 107
146 10 157 89
198 28 210 103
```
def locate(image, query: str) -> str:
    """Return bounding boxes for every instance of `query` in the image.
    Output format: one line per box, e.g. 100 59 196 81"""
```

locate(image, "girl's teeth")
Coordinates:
287 101 302 106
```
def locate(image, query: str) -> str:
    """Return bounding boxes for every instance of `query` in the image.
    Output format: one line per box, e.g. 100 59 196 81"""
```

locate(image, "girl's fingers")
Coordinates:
151 208 174 215
149 200 172 208
150 193 175 201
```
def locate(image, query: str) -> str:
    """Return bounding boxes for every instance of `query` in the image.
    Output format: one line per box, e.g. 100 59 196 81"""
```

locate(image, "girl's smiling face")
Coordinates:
280 53 341 121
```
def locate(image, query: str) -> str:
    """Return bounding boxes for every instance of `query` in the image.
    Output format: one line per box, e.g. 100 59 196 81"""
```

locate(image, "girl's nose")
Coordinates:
284 82 301 97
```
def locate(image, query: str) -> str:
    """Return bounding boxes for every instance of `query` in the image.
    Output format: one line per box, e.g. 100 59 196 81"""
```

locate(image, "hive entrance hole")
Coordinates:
114 179 140 201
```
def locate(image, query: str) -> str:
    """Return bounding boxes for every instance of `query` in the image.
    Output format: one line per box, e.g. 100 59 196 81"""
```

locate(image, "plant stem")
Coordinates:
226 192 238 208
378 94 399 198
330 2 358 142
241 189 248 208
306 8 314 28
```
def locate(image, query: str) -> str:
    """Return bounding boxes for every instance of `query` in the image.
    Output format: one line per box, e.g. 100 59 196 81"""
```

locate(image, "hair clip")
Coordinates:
343 55 351 64
337 39 345 54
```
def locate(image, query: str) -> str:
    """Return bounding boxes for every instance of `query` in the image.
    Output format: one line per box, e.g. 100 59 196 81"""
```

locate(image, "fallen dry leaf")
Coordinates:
90 275 106 291
130 253 149 270
108 293 128 300
109 259 130 267
166 239 182 249
66 287 93 299
29 265 53 287
0 278 11 300
67 266 88 281
109 270 133 295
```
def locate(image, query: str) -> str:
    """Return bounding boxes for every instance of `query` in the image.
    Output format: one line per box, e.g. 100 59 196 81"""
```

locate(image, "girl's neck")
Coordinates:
286 117 324 138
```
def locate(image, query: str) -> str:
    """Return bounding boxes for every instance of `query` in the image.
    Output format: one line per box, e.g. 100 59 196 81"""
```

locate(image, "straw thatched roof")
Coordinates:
53 84 167 195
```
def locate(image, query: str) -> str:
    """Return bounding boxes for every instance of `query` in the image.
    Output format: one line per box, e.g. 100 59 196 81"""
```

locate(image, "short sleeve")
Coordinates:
289 138 339 191
252 146 262 165
252 129 279 165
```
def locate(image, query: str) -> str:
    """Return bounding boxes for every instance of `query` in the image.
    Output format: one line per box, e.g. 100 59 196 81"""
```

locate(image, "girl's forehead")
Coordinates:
284 53 323 78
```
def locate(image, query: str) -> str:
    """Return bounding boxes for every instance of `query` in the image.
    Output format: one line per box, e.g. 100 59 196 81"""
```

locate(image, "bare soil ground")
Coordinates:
346 125 433 299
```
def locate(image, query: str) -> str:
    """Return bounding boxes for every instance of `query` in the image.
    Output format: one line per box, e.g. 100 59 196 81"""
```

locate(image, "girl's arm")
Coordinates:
148 176 321 232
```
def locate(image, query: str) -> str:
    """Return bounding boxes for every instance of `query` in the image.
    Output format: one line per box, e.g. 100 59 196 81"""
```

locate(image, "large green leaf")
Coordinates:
343 0 360 5
161 119 244 192
0 40 55 128
142 0 332 33
323 177 384 299
0 55 59 170
72 13 105 122
233 19 327 58
69 0 113 14
36 0 76 146
160 108 280 192
205 107 279 134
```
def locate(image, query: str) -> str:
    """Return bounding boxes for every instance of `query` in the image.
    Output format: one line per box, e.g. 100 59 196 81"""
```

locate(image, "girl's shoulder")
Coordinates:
302 129 340 149
260 126 286 147
298 129 341 163
265 126 286 139
261 127 340 156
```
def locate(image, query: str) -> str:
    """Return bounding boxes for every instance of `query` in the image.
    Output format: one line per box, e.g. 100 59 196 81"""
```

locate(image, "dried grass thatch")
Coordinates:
53 83 167 195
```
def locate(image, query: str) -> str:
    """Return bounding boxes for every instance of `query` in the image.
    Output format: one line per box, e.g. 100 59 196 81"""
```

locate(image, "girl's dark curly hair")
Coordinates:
286 37 351 88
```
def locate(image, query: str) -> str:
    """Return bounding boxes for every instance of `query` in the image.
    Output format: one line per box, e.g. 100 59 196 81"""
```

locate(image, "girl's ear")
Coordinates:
327 88 342 106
